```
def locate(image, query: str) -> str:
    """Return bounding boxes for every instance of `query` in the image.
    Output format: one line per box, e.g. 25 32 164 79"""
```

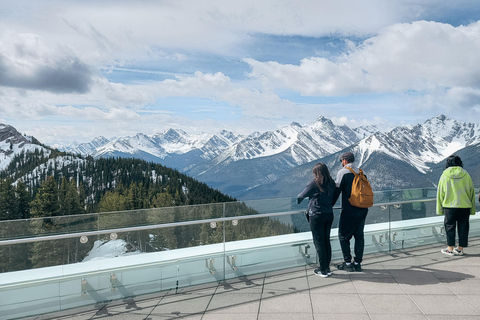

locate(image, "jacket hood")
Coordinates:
444 166 467 179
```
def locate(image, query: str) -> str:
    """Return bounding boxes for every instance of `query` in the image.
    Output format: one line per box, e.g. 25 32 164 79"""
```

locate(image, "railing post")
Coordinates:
223 202 226 280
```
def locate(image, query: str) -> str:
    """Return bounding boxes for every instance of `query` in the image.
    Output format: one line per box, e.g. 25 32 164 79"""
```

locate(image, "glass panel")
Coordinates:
2 188 478 320
0 242 32 273
223 201 322 278
0 214 99 240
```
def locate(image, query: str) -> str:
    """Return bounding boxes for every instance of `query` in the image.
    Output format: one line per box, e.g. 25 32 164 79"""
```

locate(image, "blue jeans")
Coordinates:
309 212 334 272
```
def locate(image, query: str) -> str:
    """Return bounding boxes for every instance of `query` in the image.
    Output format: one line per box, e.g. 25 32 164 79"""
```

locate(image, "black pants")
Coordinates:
338 209 368 263
309 212 333 272
444 207 470 247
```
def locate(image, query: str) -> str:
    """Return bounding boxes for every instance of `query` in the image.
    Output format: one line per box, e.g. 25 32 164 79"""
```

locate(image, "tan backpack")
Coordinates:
346 167 373 208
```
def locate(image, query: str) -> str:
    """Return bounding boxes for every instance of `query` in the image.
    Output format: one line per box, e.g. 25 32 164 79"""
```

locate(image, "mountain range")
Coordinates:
53 114 480 199
1 114 478 201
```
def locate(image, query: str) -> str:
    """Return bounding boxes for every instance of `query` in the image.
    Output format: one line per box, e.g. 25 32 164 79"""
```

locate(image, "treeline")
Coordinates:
0 151 297 273
0 151 236 220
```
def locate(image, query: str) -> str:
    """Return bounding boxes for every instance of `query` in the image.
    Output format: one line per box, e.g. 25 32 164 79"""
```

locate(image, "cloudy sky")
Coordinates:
1 0 480 146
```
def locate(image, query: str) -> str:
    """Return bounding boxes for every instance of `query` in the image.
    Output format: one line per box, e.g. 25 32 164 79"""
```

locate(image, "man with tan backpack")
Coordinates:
333 152 372 272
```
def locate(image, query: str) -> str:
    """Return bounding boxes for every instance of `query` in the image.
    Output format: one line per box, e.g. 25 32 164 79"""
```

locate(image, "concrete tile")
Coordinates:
264 266 306 278
145 313 203 319
262 273 310 293
399 281 455 295
410 294 479 315
360 294 422 314
369 315 427 320
151 293 212 315
465 266 480 278
429 266 476 280
91 307 152 319
352 278 405 294
260 292 312 314
381 257 423 266
426 316 480 320
387 268 440 283
202 313 258 320
215 279 264 294
40 312 98 320
205 292 261 314
312 315 370 320
259 314 314 320
308 276 356 294
166 282 218 295
91 299 157 319
434 256 477 266
458 294 480 313
310 293 367 314
440 279 480 294
453 255 480 265
35 308 99 320
346 267 393 278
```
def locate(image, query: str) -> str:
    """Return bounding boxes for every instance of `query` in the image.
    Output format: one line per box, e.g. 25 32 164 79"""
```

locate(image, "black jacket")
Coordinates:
297 179 335 215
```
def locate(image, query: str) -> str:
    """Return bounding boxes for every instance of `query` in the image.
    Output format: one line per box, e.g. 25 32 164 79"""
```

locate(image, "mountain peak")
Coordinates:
426 114 448 124
316 115 330 122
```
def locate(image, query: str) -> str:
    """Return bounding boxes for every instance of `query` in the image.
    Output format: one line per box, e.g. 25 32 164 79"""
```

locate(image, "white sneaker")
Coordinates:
453 248 464 255
441 248 454 256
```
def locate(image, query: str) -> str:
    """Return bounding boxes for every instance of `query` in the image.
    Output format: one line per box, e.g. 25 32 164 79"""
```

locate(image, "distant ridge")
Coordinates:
55 114 480 199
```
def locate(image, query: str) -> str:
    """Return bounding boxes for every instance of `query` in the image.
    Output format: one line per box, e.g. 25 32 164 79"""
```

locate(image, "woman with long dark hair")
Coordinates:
297 163 336 277
437 155 476 256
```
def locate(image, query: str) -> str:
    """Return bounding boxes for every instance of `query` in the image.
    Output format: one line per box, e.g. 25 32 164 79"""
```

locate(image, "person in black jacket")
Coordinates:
297 163 336 277
333 152 369 272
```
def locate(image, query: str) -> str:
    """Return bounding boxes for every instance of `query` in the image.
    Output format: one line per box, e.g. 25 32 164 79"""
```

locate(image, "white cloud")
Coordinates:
154 72 298 118
0 0 439 65
1 1 480 145
0 31 95 93
245 20 480 113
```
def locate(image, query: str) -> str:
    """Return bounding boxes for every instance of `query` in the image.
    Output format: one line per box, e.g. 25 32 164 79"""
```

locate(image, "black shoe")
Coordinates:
353 263 362 272
337 262 354 272
314 268 329 277
326 268 332 276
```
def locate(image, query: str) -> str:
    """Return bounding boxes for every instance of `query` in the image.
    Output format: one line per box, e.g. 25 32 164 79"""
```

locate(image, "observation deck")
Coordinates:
1 187 479 319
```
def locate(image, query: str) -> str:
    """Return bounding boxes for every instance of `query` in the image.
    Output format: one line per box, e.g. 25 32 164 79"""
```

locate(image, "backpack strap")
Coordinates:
346 166 358 176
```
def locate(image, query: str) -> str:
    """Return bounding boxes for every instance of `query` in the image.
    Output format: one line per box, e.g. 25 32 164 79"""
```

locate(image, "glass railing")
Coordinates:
0 187 479 319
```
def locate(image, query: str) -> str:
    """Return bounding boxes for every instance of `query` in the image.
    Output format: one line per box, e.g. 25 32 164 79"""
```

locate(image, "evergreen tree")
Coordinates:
30 176 60 218
15 180 30 219
0 178 17 220
97 191 127 213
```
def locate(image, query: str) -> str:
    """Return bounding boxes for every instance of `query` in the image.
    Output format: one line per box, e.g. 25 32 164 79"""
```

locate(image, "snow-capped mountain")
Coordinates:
55 114 480 199
94 133 168 160
0 124 48 171
58 136 111 156
213 116 362 166
60 116 368 169
239 115 480 199
354 115 480 173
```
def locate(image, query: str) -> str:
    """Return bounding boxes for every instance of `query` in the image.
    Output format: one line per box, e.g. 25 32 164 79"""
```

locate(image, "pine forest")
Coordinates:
0 149 296 272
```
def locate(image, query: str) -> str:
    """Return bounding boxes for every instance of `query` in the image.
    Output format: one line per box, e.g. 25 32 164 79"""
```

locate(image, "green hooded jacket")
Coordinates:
436 166 476 215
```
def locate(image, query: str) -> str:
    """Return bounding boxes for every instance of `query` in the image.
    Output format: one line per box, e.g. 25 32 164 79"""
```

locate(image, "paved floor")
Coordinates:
30 238 480 320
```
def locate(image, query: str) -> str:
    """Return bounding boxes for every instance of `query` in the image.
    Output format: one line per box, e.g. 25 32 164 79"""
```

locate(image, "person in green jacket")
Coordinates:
436 155 476 256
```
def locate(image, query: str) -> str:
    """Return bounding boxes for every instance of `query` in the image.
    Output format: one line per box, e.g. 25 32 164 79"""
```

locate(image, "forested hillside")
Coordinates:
0 149 298 273
0 148 236 221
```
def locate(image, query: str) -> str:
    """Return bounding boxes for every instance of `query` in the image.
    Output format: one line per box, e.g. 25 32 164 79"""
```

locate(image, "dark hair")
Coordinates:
340 151 355 163
312 163 335 193
445 155 463 169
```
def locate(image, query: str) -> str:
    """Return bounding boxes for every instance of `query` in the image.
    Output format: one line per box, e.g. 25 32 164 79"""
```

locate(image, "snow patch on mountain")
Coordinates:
0 124 49 171
352 115 480 174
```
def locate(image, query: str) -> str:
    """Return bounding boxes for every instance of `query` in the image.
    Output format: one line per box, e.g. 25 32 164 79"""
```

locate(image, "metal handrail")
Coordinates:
0 198 437 246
